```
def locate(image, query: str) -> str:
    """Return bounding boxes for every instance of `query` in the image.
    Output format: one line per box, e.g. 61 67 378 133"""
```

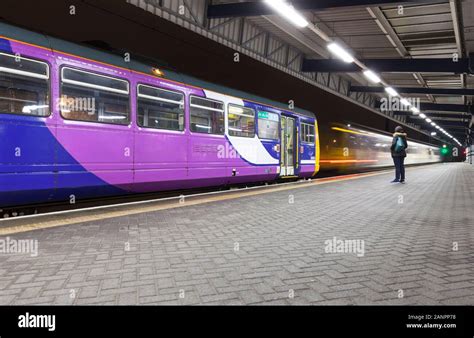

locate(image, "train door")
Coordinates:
280 115 296 176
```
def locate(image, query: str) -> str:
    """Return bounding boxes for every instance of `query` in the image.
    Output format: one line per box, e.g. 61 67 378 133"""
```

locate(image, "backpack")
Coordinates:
394 136 405 153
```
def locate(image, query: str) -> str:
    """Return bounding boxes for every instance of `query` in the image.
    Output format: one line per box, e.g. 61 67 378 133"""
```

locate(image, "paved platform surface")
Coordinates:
0 163 473 305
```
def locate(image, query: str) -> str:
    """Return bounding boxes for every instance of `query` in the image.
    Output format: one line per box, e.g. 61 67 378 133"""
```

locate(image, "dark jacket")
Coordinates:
391 132 408 157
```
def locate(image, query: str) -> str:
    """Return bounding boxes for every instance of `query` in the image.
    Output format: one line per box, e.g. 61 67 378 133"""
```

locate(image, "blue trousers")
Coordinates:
393 156 405 181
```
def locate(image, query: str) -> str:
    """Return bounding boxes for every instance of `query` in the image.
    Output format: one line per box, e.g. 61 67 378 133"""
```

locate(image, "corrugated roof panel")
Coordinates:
311 7 373 21
382 2 451 18
389 13 452 26
393 22 454 34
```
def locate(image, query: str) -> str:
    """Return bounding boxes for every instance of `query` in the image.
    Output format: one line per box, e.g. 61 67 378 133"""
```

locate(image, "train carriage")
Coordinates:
0 22 319 209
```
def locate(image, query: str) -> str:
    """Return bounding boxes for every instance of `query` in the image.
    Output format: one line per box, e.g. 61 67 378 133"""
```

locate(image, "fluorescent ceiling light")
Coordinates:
327 42 355 63
425 118 432 123
264 0 309 28
363 70 381 83
419 113 426 118
400 98 411 107
431 122 436 126
384 87 399 97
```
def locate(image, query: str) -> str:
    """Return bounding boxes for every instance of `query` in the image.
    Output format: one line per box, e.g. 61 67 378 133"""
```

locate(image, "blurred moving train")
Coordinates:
0 23 441 210
318 123 441 172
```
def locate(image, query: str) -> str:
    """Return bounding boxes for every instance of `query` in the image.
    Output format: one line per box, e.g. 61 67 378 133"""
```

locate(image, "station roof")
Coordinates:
2 0 470 146
128 0 473 146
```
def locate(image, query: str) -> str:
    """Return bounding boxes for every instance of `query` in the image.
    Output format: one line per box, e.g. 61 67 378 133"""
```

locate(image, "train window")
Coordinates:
227 104 255 138
257 111 279 140
301 122 315 143
137 84 184 131
190 96 224 134
60 67 130 125
0 52 50 117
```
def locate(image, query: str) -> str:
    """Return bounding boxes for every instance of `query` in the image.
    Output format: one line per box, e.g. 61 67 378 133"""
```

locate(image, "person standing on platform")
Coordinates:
390 126 408 184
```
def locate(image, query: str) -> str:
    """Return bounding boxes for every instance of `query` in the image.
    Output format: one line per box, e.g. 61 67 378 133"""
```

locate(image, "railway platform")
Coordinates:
0 163 472 305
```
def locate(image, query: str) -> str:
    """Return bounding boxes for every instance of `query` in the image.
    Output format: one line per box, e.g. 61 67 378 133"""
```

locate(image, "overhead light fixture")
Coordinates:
431 132 436 136
436 126 440 129
400 98 411 107
410 107 420 114
384 87 399 97
363 70 381 83
264 0 309 28
431 122 436 126
151 68 164 77
419 113 426 118
327 42 355 63
426 118 432 123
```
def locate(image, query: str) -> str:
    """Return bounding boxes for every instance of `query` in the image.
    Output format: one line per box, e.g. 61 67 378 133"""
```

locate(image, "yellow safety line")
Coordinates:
0 171 389 236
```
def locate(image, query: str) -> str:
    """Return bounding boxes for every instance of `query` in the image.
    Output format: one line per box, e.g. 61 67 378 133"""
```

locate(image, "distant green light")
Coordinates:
441 147 449 155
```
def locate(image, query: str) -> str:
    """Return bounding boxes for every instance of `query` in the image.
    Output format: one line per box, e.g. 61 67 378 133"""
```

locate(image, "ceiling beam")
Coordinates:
207 0 438 18
376 102 472 113
392 111 470 119
302 56 474 74
406 116 469 126
351 86 474 96
367 7 438 103
261 14 369 88
419 103 472 113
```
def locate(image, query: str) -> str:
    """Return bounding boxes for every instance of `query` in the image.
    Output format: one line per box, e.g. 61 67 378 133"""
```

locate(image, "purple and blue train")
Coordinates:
0 23 320 209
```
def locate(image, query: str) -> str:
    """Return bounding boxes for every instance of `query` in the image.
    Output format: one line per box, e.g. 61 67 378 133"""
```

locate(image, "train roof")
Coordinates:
0 21 315 119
